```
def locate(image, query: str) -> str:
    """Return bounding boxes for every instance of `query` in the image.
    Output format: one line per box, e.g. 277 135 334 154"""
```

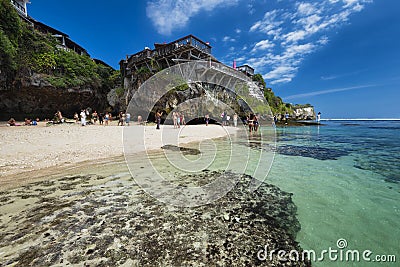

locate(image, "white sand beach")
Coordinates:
0 121 237 189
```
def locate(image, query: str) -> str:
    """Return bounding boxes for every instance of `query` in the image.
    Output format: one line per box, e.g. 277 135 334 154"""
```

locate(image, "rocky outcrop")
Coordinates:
0 171 311 266
293 106 316 120
0 73 110 120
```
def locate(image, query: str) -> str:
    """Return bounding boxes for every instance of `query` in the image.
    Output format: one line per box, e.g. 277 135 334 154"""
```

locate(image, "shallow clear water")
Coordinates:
134 121 400 266
0 121 399 266
265 121 400 266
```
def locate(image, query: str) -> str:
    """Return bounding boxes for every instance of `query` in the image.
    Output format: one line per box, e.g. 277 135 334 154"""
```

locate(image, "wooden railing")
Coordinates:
128 35 212 65
11 0 26 14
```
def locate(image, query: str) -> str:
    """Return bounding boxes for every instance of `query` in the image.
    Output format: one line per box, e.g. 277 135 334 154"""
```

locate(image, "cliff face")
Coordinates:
0 0 118 120
293 106 316 120
0 73 109 120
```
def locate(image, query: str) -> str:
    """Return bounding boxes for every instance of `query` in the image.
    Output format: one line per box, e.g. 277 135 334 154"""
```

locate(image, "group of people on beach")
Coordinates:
220 111 239 127
172 111 186 129
7 117 39 126
72 109 139 127
246 114 259 132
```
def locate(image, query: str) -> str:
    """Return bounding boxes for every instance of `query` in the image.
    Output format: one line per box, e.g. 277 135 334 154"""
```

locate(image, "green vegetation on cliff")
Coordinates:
253 73 299 115
0 0 118 89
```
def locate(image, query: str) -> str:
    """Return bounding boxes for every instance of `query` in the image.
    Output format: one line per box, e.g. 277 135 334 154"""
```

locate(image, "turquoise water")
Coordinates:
131 121 400 265
1 121 399 265
266 121 400 266
134 121 399 265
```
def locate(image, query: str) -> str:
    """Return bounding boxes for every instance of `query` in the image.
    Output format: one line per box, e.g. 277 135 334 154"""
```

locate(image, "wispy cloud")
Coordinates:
284 84 378 100
321 69 368 80
251 39 275 53
242 0 373 85
146 0 240 35
222 36 236 43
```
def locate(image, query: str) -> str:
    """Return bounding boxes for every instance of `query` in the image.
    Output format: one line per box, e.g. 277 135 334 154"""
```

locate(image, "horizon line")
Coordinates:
320 118 400 121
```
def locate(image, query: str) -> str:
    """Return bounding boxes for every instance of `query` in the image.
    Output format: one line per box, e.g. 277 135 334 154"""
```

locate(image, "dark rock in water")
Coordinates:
161 144 201 155
0 172 311 266
276 145 348 160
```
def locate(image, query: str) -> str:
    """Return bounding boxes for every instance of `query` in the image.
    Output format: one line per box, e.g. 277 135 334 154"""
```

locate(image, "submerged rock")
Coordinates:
0 172 311 266
276 145 348 160
161 144 201 155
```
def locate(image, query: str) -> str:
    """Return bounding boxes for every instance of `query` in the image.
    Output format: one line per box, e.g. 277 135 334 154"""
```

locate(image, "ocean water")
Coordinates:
265 121 400 266
0 121 399 266
125 120 400 265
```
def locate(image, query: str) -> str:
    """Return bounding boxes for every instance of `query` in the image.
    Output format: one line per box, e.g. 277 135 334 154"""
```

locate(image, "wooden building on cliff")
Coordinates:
10 0 89 56
120 35 219 79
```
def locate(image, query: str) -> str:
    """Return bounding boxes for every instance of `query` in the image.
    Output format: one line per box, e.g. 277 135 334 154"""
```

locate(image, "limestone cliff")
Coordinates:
0 73 109 120
0 0 119 120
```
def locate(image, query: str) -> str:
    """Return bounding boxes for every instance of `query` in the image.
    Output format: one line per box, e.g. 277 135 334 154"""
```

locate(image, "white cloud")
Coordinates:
318 36 329 45
243 0 373 84
297 2 318 16
343 0 359 8
251 39 275 52
264 66 298 80
283 30 307 43
235 28 241 34
249 10 283 35
222 36 236 42
146 0 240 35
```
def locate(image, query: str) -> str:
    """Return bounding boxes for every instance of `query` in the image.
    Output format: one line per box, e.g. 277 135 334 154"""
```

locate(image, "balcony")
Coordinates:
11 0 26 16
127 35 212 65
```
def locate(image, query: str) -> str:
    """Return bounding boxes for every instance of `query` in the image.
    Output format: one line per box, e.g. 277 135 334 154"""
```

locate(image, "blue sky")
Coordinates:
28 0 400 118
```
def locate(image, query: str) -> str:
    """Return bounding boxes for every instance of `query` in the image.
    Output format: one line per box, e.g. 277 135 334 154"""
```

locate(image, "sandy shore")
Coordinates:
0 121 237 189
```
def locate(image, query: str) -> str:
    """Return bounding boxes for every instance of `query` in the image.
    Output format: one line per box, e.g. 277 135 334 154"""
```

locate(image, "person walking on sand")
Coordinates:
92 111 98 124
99 113 104 125
173 112 178 129
177 112 181 128
205 114 210 126
118 112 124 126
181 112 186 126
126 112 131 126
156 110 163 130
105 112 109 126
80 109 87 126
233 113 238 127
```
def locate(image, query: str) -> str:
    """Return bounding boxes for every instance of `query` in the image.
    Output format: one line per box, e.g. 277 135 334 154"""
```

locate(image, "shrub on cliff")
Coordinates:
0 0 117 89
252 73 294 115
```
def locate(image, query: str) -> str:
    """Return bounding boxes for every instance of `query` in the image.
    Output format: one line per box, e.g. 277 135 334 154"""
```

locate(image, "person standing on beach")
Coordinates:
105 112 109 126
233 113 238 127
92 111 98 124
221 111 227 126
205 114 210 126
126 112 131 126
118 112 124 126
173 112 178 128
317 112 321 123
98 113 104 125
156 110 163 130
80 109 87 126
285 112 289 124
177 112 181 128
181 112 186 125
253 115 259 132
